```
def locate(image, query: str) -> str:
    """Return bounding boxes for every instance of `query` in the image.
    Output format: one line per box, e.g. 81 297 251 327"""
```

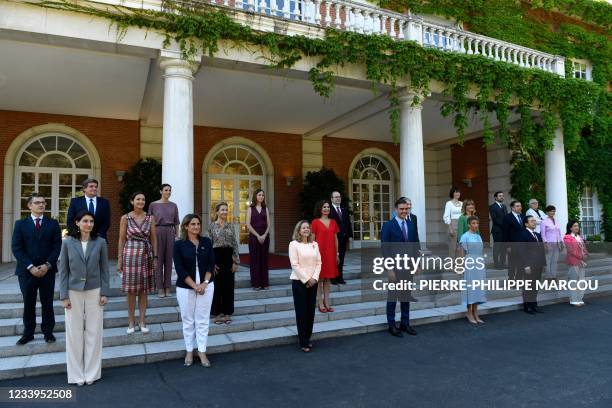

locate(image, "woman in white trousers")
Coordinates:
173 214 216 367
59 210 109 386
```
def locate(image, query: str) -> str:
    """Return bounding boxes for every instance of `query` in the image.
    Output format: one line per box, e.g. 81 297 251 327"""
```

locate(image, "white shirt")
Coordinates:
526 227 538 241
85 195 97 213
443 200 462 224
30 214 43 225
81 241 88 256
526 208 547 233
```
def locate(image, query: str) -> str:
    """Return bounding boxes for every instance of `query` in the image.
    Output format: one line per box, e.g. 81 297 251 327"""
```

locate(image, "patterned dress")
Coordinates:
121 214 155 293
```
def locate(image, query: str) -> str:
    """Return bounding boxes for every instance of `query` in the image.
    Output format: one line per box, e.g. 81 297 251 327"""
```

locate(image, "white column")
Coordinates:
545 127 568 232
160 57 196 219
399 91 426 246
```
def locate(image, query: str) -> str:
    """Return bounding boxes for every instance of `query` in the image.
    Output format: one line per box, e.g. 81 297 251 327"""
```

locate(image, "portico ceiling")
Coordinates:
0 38 517 147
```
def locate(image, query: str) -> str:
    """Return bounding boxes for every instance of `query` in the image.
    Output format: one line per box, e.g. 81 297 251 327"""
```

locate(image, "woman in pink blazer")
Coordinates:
563 220 588 307
289 220 321 353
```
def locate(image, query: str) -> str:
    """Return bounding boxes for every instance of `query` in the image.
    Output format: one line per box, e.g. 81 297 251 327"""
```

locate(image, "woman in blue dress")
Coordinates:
459 215 487 324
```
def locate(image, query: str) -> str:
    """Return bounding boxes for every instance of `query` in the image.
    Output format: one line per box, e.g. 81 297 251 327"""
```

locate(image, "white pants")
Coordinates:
568 265 586 303
545 244 560 278
176 282 214 352
65 288 103 384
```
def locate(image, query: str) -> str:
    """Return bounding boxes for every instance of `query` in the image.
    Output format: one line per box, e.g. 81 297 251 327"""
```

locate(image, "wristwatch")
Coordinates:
204 280 210 284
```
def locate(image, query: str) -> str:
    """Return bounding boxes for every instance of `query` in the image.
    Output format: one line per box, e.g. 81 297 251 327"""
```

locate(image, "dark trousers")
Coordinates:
336 238 348 281
491 232 505 267
292 279 318 347
212 247 235 316
522 266 542 307
507 249 521 280
386 301 410 328
18 272 56 336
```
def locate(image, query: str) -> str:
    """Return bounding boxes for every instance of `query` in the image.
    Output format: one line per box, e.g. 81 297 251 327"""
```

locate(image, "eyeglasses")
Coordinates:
31 201 46 205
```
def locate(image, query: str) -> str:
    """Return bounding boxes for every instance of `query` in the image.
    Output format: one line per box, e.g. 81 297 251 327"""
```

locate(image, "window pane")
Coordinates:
21 185 35 197
57 137 74 153
74 156 91 169
19 152 37 167
25 140 45 159
21 172 35 184
67 143 85 159
38 173 52 185
250 164 263 175
39 154 72 168
59 174 72 185
38 186 52 197
209 161 223 174
39 136 56 152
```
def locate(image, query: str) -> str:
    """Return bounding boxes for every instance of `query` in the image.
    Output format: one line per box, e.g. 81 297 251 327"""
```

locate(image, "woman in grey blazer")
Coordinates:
59 210 109 386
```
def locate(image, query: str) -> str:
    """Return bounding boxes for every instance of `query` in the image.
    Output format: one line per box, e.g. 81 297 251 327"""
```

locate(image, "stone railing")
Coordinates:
173 0 565 76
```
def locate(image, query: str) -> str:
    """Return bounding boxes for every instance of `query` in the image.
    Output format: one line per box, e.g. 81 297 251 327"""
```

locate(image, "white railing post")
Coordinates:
334 2 341 28
406 18 422 44
398 18 405 38
389 17 396 37
553 56 565 77
323 0 331 26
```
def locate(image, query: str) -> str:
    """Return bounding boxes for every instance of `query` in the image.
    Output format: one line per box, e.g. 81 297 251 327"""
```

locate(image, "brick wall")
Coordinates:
0 110 140 258
194 126 303 253
322 136 400 186
450 138 490 241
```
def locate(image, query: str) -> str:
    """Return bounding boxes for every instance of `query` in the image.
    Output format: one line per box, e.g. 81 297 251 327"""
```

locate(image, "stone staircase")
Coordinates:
1 252 611 380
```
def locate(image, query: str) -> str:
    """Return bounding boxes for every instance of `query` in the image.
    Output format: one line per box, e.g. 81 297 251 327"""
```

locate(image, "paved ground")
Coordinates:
1 296 611 408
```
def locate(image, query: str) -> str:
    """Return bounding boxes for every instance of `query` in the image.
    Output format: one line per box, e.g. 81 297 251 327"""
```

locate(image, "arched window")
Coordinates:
350 155 394 242
16 134 93 229
208 145 265 251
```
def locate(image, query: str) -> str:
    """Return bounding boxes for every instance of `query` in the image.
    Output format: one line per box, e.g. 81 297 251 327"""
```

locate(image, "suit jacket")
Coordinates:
520 229 546 269
173 237 215 289
12 216 62 276
67 196 111 239
58 236 110 300
380 215 420 258
502 212 525 243
489 202 507 235
329 204 352 243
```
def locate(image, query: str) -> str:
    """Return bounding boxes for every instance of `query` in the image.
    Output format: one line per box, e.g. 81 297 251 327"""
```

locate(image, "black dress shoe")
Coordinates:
388 326 403 337
44 334 56 343
16 335 34 345
399 325 418 335
336 278 346 285
531 307 544 313
523 309 536 315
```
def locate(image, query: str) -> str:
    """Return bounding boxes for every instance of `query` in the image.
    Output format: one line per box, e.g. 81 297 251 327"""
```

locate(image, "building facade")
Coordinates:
0 0 597 260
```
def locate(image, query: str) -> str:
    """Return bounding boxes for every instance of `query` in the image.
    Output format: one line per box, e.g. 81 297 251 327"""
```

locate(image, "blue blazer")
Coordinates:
67 196 111 239
520 230 547 269
12 216 62 276
380 215 420 258
173 237 215 289
502 212 525 243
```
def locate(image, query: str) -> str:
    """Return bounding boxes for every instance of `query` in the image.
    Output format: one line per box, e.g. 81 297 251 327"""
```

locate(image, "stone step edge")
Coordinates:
1 284 610 380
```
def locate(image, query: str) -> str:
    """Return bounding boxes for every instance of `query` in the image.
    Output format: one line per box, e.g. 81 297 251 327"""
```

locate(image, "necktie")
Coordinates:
531 231 537 241
336 206 342 219
402 220 408 241
35 218 41 232
88 198 95 214
516 214 521 224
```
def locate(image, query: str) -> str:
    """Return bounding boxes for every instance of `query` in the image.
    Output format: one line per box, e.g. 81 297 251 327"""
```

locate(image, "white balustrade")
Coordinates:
206 0 563 75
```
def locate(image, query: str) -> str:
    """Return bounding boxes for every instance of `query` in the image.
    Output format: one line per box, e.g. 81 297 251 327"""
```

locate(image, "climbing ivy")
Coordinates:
31 0 610 237
377 0 611 239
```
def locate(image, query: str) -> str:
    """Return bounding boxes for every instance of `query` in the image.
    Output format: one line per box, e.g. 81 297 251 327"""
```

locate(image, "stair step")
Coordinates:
2 282 610 380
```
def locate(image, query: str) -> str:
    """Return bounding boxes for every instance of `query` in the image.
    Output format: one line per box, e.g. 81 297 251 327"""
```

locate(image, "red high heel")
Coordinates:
318 305 328 313
324 303 335 312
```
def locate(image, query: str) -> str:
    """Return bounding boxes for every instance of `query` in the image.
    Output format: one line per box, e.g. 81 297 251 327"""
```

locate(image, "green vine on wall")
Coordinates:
31 0 610 237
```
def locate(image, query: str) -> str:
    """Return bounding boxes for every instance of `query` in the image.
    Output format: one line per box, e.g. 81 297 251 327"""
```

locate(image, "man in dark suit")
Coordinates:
329 191 352 285
380 197 419 338
67 178 111 240
520 215 546 314
489 191 508 268
11 193 62 345
502 200 524 280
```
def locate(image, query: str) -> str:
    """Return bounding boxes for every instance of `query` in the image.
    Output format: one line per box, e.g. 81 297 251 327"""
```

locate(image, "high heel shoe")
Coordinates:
139 323 150 334
318 305 328 313
184 353 193 367
126 326 135 335
198 352 211 367
324 303 335 312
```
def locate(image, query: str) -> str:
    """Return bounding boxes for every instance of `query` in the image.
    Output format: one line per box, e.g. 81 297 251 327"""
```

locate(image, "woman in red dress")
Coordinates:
311 200 339 313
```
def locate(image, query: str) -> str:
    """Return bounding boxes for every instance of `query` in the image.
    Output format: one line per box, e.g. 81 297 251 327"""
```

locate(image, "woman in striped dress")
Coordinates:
118 192 157 334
